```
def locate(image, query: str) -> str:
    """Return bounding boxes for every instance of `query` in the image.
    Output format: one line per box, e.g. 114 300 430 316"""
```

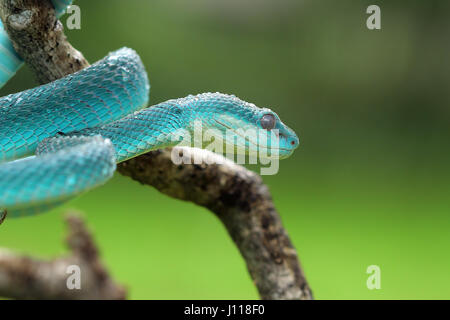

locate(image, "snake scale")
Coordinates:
0 1 299 219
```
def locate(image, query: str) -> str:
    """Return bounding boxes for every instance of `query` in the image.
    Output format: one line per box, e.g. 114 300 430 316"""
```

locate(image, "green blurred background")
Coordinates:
1 0 449 299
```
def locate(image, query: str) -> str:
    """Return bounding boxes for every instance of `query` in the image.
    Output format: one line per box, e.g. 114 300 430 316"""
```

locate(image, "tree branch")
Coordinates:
0 213 126 299
0 0 89 83
119 148 312 299
0 0 312 300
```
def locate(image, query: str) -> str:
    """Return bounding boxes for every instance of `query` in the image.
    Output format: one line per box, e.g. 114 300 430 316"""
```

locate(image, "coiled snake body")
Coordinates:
0 3 299 219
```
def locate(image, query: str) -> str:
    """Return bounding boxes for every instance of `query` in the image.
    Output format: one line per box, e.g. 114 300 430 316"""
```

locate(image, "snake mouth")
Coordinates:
213 119 294 154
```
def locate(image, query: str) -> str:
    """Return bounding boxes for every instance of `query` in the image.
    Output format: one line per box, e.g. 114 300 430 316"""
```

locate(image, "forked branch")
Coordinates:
0 213 126 299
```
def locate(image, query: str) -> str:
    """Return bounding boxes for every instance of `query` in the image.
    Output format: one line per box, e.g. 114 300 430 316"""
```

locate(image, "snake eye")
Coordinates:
260 114 276 130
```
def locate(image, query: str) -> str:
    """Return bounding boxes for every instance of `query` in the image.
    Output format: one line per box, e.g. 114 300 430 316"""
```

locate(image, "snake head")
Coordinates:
253 108 300 159
190 93 300 160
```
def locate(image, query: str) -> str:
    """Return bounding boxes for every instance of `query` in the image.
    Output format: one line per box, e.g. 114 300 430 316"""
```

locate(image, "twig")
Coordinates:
0 0 312 299
0 209 6 225
0 213 126 299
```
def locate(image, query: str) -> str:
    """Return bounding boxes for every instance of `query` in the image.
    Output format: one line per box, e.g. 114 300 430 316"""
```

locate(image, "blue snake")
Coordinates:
0 1 299 219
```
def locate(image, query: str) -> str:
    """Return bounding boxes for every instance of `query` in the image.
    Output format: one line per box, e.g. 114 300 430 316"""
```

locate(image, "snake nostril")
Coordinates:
290 140 295 146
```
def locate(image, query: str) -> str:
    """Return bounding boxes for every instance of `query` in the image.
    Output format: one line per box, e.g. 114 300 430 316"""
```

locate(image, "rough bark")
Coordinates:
0 0 312 300
0 0 89 84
